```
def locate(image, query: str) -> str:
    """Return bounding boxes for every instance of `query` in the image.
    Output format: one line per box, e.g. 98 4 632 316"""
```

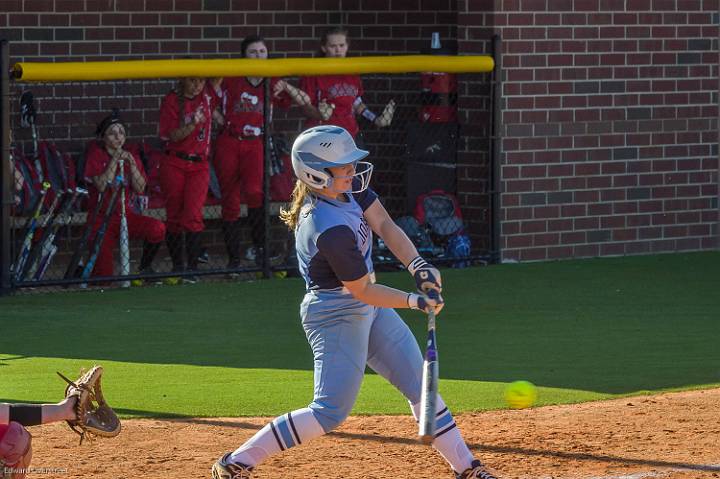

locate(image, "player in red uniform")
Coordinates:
84 114 165 279
299 27 396 142
213 35 310 269
159 77 215 282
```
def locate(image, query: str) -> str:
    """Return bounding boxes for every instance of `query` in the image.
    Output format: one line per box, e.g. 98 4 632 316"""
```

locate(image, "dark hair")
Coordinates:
240 35 266 58
95 108 124 138
320 27 348 45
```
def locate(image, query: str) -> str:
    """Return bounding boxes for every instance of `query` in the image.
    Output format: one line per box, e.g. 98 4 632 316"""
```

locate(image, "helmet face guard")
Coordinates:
326 161 374 193
292 126 373 193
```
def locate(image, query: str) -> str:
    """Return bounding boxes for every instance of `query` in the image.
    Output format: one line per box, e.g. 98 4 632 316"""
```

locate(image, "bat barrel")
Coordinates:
418 307 438 444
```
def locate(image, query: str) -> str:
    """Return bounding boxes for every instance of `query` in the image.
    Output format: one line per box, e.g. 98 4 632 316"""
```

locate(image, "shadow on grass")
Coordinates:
2 253 719 394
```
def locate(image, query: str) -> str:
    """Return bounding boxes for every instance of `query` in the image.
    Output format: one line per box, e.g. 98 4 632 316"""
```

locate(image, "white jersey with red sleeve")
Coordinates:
159 90 213 159
300 74 363 137
221 77 290 138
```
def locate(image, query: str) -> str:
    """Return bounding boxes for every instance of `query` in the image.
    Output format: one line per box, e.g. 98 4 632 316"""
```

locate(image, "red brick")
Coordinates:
521 220 547 234
627 214 651 226
40 14 70 26
601 189 627 202
85 28 113 40
547 136 572 149
175 27 202 39
534 233 560 246
132 13 160 25
505 207 533 220
561 231 586 243
10 14 38 26
557 14 584 27
575 217 600 230
116 28 143 40
40 43 69 55
505 179 533 192
71 42 100 55
101 13 130 26
176 0 203 8
130 42 160 55
639 227 662 239
600 243 627 256
23 0 52 11
547 54 573 67
144 27 173 39
534 206 560 219
533 178 559 191
547 246 574 258
192 12 219 24
517 246 548 261
561 177 587 189
548 218 573 231
588 203 613 216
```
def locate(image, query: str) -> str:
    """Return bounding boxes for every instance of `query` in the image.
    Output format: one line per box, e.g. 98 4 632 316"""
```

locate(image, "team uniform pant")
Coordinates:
229 290 474 473
160 155 209 234
301 291 425 431
213 134 264 221
90 209 165 278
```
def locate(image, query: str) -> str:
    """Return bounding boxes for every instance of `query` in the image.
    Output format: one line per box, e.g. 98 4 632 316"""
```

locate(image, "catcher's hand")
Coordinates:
57 365 121 443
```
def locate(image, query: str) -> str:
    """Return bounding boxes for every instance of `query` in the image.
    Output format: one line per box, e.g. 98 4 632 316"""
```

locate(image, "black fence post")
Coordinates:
489 34 503 264
262 78 271 278
0 40 13 295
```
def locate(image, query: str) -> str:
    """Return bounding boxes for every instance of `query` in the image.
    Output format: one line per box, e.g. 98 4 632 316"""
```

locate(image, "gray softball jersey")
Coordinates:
296 187 378 291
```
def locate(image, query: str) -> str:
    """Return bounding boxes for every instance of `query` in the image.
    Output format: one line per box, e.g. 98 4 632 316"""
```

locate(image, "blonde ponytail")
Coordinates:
280 181 312 230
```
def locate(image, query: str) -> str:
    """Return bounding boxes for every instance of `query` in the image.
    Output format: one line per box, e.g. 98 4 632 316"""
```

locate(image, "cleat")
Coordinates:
211 453 253 479
455 459 499 479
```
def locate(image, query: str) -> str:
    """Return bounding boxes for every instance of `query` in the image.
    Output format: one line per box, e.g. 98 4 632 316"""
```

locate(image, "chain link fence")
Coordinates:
3 69 493 293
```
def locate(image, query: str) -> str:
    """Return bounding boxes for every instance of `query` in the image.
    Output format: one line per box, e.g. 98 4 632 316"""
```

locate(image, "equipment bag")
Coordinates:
413 189 464 237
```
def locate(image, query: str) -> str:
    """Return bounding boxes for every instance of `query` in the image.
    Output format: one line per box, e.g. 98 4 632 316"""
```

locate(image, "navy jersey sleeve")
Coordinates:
352 183 378 211
316 225 369 282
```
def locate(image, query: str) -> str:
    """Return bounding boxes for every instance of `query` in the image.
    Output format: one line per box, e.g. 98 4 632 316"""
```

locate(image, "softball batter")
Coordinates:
211 126 498 479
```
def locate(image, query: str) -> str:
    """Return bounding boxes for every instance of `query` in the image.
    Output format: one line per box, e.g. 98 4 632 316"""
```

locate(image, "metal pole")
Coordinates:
489 34 503 264
262 79 271 278
1 40 13 295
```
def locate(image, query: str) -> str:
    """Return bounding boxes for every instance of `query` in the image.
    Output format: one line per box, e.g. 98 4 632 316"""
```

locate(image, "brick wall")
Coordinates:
7 1 712 264
461 0 719 262
4 1 496 262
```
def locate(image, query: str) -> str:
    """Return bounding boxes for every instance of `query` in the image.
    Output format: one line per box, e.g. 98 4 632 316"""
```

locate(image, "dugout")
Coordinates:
0 42 499 293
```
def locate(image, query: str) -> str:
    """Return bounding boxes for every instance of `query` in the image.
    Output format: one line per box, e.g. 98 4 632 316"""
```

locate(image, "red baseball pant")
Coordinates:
213 134 264 222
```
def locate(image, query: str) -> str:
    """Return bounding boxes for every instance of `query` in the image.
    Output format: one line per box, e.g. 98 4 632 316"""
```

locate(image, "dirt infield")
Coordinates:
31 388 720 479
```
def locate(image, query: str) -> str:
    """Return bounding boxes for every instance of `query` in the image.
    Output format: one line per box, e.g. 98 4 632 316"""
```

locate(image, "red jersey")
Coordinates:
221 77 290 138
300 74 364 137
159 90 214 159
84 142 146 218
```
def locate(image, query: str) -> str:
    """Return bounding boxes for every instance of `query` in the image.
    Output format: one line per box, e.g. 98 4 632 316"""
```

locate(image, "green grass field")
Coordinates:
1 252 718 418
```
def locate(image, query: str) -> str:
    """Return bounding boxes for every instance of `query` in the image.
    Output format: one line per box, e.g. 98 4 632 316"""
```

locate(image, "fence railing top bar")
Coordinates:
13 55 495 82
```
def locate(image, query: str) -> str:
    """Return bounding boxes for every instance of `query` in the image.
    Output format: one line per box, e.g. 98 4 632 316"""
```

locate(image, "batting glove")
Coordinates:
318 99 336 121
408 290 444 315
373 99 396 128
407 256 442 293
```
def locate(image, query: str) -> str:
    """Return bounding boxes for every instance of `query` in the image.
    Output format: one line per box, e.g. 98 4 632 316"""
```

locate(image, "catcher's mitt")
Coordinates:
57 365 121 443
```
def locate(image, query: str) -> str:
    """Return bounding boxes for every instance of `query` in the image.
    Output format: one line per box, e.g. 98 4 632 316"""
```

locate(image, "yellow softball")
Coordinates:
504 380 538 409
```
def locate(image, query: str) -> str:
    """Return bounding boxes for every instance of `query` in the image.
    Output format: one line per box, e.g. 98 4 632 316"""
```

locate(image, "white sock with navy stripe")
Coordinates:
410 396 475 473
228 407 325 467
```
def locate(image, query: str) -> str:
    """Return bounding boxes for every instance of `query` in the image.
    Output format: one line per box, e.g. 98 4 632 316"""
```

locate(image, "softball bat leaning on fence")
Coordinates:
118 157 130 288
